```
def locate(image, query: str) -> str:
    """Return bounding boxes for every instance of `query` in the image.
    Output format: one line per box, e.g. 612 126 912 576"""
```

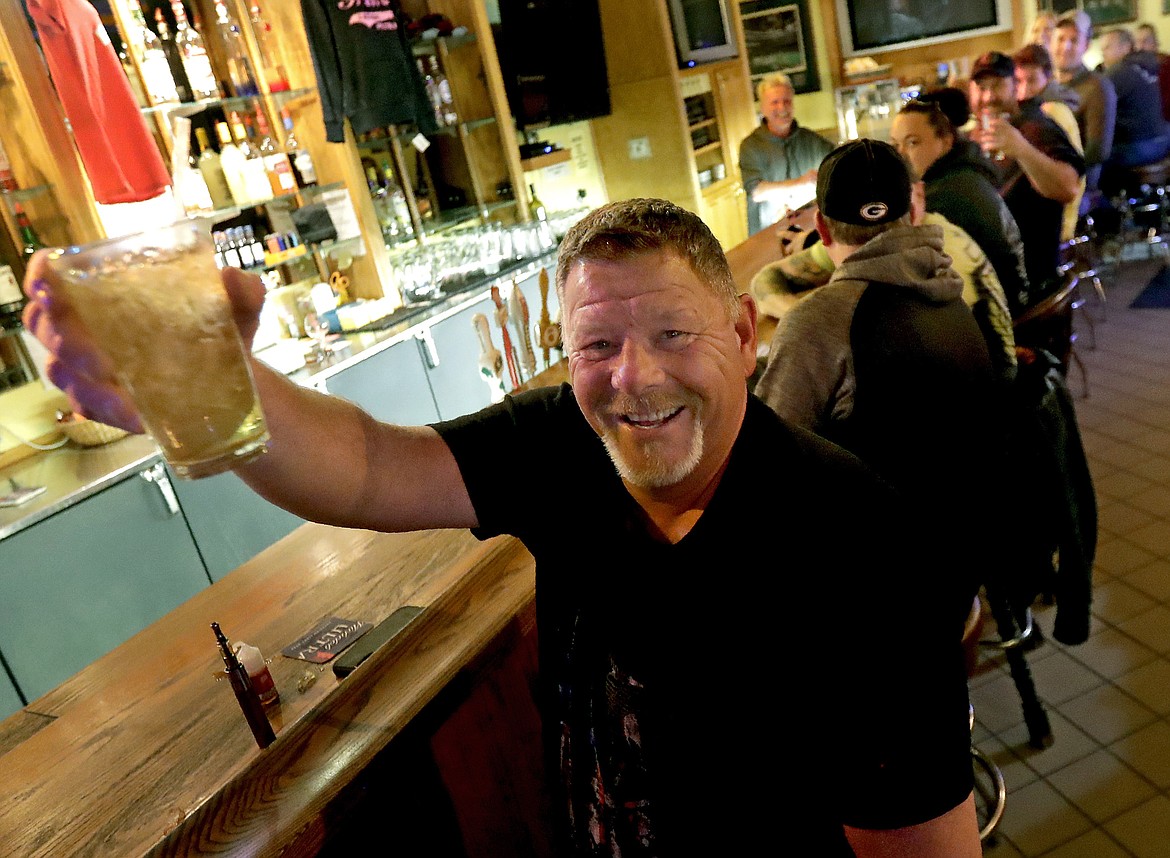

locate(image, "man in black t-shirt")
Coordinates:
22 199 982 857
969 50 1086 305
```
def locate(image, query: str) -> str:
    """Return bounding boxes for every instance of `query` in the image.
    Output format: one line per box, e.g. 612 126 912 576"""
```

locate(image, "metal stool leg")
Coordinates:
968 704 1008 841
981 594 1054 749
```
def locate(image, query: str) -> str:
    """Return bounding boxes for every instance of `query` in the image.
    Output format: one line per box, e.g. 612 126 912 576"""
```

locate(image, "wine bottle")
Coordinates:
248 3 289 93
14 203 44 262
528 183 547 222
211 622 275 749
195 126 234 209
280 107 317 187
254 107 296 195
125 0 179 104
171 0 219 100
154 7 194 103
213 0 259 97
216 120 251 205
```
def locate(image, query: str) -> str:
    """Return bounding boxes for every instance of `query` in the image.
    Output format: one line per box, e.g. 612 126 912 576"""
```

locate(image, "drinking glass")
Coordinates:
44 222 269 478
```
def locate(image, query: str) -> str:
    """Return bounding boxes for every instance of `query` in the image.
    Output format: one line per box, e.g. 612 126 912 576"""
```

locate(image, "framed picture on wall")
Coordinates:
1048 0 1137 26
740 0 821 94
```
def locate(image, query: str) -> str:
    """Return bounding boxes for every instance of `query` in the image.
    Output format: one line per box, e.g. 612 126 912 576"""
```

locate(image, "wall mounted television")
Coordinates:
666 0 739 67
834 0 1012 58
493 0 611 131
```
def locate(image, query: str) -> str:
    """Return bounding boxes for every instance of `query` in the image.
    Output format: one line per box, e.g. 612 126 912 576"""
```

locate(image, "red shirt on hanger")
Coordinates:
28 0 171 205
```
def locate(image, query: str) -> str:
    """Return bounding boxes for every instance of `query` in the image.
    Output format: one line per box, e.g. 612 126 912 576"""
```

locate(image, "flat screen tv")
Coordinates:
835 0 1012 58
493 0 611 131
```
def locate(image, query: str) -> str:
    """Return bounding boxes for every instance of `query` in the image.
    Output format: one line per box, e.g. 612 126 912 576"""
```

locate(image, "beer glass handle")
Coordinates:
140 462 181 516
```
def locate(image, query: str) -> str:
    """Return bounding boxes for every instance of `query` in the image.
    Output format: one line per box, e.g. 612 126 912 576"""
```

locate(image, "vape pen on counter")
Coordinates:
212 622 276 749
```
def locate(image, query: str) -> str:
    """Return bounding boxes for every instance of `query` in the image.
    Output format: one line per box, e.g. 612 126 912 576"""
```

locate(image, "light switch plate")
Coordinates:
628 137 652 159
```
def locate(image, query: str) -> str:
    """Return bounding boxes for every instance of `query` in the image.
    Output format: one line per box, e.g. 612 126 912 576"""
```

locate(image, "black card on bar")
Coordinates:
281 616 371 663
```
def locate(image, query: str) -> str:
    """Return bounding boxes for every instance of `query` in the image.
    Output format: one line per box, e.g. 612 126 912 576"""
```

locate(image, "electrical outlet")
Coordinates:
628 137 652 160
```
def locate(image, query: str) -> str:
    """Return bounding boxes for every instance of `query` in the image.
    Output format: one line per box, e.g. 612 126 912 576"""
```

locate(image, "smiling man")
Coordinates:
23 198 979 857
738 72 835 236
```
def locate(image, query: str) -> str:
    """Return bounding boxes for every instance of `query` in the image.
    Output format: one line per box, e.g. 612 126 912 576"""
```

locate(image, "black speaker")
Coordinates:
494 0 611 130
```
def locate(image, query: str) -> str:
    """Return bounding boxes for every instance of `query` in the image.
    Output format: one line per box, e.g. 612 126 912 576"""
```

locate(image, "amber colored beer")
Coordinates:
46 222 268 478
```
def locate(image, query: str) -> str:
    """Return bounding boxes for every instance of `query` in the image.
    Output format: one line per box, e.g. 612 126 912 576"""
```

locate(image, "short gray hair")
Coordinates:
555 198 739 321
756 73 794 103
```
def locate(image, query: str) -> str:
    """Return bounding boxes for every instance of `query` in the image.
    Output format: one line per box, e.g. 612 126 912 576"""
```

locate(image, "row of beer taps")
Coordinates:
472 268 562 399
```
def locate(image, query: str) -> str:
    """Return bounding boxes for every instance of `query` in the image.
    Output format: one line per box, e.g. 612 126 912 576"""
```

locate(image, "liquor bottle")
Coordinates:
125 0 179 104
280 107 317 187
528 184 547 222
216 120 251 205
0 264 24 329
365 164 398 242
154 7 194 103
417 57 445 127
243 224 265 263
381 164 413 240
195 126 234 209
171 0 219 100
14 203 44 263
175 153 215 216
425 56 457 125
118 45 150 108
233 111 273 202
0 136 17 192
254 107 296 195
248 3 289 92
213 0 259 97
211 622 275 749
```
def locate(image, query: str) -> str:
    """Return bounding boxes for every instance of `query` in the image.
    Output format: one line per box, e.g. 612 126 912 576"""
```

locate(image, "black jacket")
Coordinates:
1008 348 1096 645
923 139 1032 316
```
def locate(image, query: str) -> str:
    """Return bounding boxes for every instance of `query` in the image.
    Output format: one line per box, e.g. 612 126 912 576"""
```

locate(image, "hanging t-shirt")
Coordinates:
28 0 172 205
299 0 438 142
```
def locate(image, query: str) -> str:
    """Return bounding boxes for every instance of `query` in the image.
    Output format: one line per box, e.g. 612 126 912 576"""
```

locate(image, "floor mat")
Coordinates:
1131 265 1170 308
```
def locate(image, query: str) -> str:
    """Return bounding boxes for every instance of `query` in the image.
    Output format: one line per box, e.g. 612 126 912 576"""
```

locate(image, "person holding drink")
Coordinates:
39 222 269 478
969 50 1086 309
23 200 982 856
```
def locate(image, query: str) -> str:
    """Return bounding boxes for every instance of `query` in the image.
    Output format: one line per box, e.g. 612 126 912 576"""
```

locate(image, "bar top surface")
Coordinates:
0 518 538 856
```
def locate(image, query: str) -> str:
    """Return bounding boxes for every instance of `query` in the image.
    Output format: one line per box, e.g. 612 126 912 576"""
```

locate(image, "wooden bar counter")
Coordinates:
0 519 541 856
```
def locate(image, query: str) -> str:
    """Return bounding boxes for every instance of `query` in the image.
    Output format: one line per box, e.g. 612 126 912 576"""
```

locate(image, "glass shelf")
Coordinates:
241 235 365 274
141 87 317 119
0 184 52 205
356 116 498 153
410 32 477 57
418 199 519 238
190 181 346 224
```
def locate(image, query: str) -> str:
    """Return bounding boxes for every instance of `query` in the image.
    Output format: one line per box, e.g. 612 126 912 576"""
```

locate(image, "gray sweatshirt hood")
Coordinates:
829 224 963 305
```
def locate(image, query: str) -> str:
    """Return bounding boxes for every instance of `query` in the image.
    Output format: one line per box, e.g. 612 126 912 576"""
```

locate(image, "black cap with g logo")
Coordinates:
815 138 911 226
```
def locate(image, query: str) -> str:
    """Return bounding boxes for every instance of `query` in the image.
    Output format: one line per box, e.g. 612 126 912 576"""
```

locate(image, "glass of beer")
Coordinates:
44 222 268 478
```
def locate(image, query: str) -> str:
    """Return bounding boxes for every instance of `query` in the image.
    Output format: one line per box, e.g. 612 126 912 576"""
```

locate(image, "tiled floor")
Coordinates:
973 250 1170 856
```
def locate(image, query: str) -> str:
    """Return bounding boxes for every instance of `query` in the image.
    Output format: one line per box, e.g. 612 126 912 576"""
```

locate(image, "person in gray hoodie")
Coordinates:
756 139 1010 616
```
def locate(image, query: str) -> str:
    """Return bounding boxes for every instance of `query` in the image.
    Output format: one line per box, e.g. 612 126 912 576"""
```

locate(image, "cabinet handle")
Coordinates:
140 462 180 517
417 327 441 369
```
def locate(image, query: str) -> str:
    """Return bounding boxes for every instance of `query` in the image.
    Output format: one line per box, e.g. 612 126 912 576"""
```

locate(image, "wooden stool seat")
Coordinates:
1128 155 1170 189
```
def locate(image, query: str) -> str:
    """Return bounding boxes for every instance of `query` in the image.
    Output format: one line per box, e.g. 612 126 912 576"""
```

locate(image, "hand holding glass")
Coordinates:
43 222 268 478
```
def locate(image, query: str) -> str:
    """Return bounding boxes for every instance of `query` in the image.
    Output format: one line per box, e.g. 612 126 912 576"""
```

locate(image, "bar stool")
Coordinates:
1107 155 1170 270
963 597 1008 841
